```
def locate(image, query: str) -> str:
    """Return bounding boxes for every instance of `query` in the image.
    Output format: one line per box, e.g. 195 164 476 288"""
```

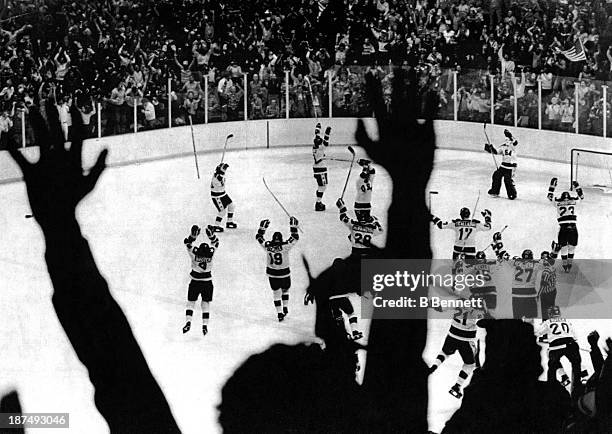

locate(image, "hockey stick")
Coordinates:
327 158 352 162
484 123 499 170
188 115 200 179
262 177 304 233
340 146 356 200
305 76 318 120
471 190 481 220
428 191 438 212
219 133 234 165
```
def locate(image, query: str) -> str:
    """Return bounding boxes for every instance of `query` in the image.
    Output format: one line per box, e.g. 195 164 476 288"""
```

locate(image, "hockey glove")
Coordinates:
493 232 502 242
184 236 196 245
336 198 345 209
191 225 201 238
205 225 215 238
260 219 271 229
503 129 513 139
572 181 584 199
481 209 492 224
323 126 331 146
358 158 371 167
547 177 557 201
304 291 315 305
289 216 298 227
431 215 444 229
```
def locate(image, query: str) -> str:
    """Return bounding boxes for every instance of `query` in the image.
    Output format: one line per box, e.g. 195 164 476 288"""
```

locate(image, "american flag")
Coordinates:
561 38 587 62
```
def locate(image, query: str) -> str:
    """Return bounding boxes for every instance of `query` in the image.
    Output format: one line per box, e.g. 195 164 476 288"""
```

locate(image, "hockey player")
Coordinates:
547 178 584 272
485 129 518 200
336 198 383 257
536 306 582 396
183 224 219 336
429 297 487 399
538 251 557 320
354 159 375 221
210 163 237 232
464 251 498 316
256 216 300 322
431 207 492 260
491 232 538 321
304 255 364 341
312 123 331 211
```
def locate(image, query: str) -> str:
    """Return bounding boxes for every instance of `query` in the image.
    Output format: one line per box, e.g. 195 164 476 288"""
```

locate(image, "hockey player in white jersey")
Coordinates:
210 163 237 232
547 178 584 272
183 224 220 335
312 123 331 211
429 297 487 399
256 217 300 322
536 306 582 395
431 207 492 260
485 129 518 199
464 251 498 316
491 232 539 321
336 198 383 256
354 159 375 221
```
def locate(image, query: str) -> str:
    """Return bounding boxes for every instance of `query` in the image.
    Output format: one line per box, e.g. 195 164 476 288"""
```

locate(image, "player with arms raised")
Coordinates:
183 224 220 336
336 197 383 256
312 123 331 211
491 232 539 321
354 159 375 221
429 297 487 399
536 306 583 396
210 163 237 232
256 217 300 322
486 129 518 200
431 207 492 261
547 178 584 272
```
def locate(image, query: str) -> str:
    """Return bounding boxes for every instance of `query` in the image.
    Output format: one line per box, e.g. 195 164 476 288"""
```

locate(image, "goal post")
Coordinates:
570 148 612 193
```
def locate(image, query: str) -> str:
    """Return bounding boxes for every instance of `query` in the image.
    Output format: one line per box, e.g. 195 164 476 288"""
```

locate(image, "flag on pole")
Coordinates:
561 38 587 62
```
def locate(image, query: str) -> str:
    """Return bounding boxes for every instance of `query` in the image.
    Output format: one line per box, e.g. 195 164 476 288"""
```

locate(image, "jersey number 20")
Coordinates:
550 322 570 335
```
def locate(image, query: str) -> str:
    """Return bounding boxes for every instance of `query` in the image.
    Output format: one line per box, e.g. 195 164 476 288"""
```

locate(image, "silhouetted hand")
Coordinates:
7 107 107 232
355 68 437 190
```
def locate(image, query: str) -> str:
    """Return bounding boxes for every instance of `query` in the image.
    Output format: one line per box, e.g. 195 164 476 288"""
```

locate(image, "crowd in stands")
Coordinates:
0 0 611 146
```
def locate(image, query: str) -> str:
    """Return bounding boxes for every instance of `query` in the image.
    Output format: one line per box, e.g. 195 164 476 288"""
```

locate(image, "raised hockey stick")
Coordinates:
340 146 356 200
573 152 580 190
219 133 234 165
305 76 318 121
262 177 304 233
428 191 439 212
484 122 499 170
188 115 200 179
471 190 481 220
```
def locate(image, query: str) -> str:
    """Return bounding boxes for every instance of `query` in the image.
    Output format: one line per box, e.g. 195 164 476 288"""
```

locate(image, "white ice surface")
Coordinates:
1 143 611 433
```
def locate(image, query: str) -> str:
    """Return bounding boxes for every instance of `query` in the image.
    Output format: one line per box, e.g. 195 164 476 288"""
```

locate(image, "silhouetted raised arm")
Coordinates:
7 105 179 433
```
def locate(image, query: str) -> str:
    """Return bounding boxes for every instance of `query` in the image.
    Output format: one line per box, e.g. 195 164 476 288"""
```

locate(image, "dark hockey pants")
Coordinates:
489 167 516 199
540 290 557 320
548 341 581 394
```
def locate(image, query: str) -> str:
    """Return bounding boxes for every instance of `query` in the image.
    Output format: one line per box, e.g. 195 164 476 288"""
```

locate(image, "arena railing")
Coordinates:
15 67 612 148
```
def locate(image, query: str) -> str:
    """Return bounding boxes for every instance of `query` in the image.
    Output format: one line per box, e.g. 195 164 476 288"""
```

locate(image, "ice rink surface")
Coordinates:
1 138 612 433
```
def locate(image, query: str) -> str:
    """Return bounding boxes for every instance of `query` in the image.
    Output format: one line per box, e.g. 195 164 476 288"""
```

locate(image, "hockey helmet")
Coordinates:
216 163 229 174
548 305 561 318
560 191 571 201
460 207 470 219
521 249 534 260
476 251 486 261
272 232 283 243
540 251 550 260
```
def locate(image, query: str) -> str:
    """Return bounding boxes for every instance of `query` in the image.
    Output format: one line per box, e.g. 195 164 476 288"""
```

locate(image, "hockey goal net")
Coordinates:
571 149 612 193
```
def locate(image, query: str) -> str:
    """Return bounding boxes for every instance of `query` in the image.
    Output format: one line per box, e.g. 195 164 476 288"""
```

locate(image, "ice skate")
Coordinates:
226 221 237 229
211 225 224 233
182 321 191 334
315 202 326 211
202 325 208 336
277 313 285 322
